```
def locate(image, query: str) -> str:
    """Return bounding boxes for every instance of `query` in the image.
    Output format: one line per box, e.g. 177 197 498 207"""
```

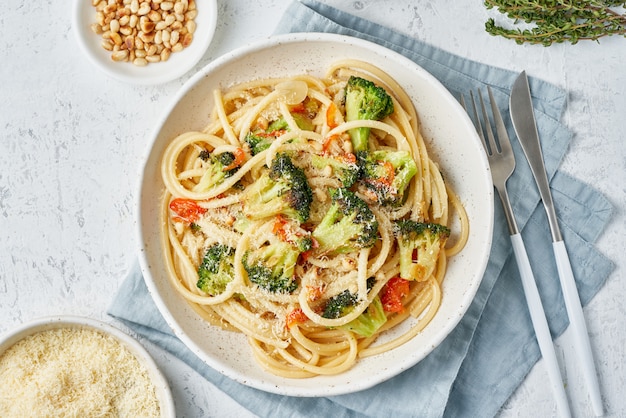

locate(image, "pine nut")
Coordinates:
91 0 198 66
124 35 135 50
148 9 161 22
135 36 144 50
140 20 155 33
171 42 183 52
110 31 123 46
170 29 179 45
116 8 130 18
161 28 170 43
137 2 151 15
181 32 193 47
160 1 174 11
90 23 103 34
138 31 155 43
164 14 175 26
101 39 114 51
111 50 129 61
110 19 120 33
185 20 195 34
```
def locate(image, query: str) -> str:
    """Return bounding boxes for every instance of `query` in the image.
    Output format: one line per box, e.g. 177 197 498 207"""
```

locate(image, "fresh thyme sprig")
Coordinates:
484 0 626 45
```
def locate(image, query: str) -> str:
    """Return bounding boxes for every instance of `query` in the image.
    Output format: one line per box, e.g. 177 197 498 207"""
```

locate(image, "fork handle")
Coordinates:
553 240 604 416
510 233 571 418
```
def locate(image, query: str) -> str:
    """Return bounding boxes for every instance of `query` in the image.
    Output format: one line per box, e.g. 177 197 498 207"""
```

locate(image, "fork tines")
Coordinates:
462 87 512 159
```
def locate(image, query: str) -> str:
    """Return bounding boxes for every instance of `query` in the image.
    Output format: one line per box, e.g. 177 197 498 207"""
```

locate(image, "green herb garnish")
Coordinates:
484 1 626 45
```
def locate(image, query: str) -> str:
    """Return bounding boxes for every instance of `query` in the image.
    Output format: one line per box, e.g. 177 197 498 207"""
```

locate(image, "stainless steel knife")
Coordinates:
509 71 603 416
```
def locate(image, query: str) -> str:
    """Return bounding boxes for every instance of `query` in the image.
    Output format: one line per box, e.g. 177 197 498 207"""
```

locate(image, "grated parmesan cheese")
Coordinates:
0 327 162 417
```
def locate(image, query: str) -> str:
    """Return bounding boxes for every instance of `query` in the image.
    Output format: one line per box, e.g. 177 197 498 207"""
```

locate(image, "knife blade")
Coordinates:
509 71 604 416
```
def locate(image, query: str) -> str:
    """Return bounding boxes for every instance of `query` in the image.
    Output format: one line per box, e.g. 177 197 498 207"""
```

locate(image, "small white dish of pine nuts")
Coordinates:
73 0 217 85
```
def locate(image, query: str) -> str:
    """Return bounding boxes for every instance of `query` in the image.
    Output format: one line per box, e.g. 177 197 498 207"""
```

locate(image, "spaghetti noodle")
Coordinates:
159 60 469 377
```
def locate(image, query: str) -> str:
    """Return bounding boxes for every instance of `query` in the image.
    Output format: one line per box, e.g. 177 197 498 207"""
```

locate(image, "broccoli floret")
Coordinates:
273 215 314 252
310 153 361 188
242 240 301 293
312 188 379 255
197 244 235 296
322 289 358 319
341 295 387 337
268 112 314 132
243 153 313 222
292 234 313 253
195 151 240 192
358 150 418 206
244 131 275 156
393 220 450 281
321 279 381 331
245 110 316 156
344 76 395 152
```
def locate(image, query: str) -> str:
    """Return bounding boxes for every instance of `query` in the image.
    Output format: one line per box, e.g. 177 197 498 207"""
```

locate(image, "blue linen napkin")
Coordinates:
108 1 615 417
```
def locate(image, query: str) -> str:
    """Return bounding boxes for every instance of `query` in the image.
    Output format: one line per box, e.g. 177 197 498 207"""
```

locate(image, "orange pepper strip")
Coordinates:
325 101 340 129
338 152 357 164
169 198 207 223
286 308 309 329
382 161 395 184
290 103 307 113
272 215 289 242
222 147 246 171
381 276 410 313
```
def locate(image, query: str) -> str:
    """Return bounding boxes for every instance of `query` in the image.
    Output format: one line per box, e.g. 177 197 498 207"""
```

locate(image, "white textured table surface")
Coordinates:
1 1 624 417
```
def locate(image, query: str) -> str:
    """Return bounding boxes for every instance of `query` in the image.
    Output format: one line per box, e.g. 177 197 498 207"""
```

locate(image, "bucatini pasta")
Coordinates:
159 60 468 378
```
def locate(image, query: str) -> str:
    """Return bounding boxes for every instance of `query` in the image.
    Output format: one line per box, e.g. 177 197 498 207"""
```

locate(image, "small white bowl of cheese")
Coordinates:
0 316 175 417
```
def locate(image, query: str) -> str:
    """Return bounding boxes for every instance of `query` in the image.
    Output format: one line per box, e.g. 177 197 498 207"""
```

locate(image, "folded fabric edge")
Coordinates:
443 203 615 418
551 171 614 244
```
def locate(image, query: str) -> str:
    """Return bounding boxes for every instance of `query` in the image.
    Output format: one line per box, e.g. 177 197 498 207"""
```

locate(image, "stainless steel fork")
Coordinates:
462 88 571 418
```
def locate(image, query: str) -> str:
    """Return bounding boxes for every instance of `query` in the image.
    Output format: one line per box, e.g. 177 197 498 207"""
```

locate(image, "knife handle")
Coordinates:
510 233 571 418
553 240 604 416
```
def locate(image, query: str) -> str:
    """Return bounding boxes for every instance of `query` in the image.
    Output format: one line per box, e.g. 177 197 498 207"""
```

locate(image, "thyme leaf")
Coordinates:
484 0 626 45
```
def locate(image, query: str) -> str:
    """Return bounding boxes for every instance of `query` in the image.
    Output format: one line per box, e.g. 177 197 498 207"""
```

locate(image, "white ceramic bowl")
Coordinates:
72 0 217 85
0 316 175 417
137 33 494 397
